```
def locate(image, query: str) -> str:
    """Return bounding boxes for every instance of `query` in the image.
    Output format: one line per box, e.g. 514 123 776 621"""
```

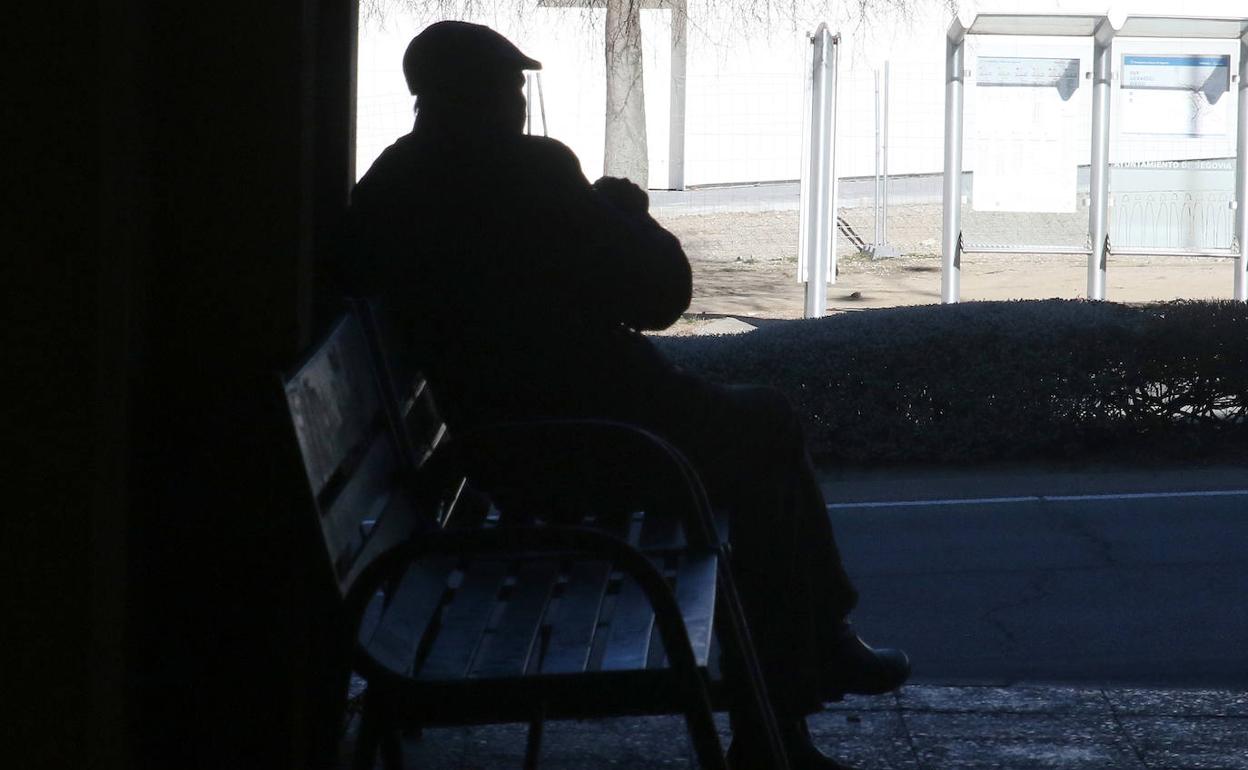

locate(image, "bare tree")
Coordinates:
362 0 955 187
604 0 648 185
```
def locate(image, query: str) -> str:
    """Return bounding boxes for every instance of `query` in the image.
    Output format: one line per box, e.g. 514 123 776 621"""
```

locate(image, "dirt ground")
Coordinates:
652 209 1240 334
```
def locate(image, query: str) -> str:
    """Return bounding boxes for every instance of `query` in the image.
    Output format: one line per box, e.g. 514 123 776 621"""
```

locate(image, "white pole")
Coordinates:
941 30 965 303
883 60 891 246
874 69 882 248
1236 34 1248 301
800 25 837 319
807 28 829 319
1088 20 1114 301
829 34 840 287
536 71 547 137
525 73 533 135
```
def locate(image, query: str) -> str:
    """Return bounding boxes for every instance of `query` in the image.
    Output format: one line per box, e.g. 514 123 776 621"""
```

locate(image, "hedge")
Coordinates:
653 300 1248 464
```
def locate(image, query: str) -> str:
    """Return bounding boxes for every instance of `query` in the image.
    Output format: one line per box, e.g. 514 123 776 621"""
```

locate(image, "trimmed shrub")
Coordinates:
654 300 1248 464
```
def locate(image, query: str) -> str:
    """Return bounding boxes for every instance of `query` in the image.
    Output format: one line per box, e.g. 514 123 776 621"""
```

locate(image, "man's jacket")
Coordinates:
345 130 692 426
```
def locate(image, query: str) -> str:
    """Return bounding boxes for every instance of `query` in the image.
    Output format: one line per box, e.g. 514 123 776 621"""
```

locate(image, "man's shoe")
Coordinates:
822 624 910 700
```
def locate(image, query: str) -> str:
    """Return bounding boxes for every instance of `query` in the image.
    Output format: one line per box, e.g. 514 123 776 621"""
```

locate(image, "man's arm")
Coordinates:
532 140 691 331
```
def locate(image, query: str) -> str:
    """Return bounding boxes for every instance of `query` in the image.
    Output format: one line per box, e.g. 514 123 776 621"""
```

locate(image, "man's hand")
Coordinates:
592 176 649 215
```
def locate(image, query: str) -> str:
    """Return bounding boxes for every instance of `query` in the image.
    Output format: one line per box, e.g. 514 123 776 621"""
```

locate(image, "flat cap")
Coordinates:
403 21 542 95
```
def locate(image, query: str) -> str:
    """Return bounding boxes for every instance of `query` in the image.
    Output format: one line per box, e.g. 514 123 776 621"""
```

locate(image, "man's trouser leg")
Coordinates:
645 380 859 717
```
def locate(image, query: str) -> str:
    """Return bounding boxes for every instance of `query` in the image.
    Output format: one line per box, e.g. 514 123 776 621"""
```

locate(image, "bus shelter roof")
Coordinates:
947 13 1106 43
948 13 1248 44
1114 16 1248 40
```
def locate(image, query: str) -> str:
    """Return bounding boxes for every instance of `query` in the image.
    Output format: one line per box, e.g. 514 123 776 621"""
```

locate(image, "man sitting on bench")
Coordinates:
343 21 910 769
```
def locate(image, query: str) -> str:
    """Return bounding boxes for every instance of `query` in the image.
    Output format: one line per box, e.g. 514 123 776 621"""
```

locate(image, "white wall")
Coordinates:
356 1 1248 187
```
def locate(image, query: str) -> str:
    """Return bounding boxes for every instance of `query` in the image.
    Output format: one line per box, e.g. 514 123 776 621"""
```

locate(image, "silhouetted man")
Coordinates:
345 21 909 769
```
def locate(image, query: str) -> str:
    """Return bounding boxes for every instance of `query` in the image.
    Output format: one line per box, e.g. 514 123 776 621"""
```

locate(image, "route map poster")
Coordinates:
973 56 1081 213
1120 54 1231 137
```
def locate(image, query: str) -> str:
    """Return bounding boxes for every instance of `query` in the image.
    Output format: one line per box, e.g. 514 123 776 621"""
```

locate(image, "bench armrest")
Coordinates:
343 524 712 694
415 419 721 550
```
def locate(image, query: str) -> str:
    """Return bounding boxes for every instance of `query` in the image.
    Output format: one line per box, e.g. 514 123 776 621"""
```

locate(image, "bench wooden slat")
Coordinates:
537 560 612 675
365 558 458 676
417 558 510 680
339 494 422 596
673 553 718 667
404 379 447 465
356 590 387 654
598 569 657 672
639 510 684 551
285 316 381 496
583 509 634 543
320 431 400 580
469 560 562 679
626 511 646 547
712 508 730 545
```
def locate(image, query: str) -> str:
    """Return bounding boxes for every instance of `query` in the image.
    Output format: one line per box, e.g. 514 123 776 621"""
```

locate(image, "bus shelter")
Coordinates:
942 12 1248 302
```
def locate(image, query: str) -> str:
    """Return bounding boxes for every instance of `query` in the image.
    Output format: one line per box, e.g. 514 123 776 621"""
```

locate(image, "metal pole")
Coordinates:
668 0 688 190
536 71 547 137
801 26 836 319
797 33 814 286
830 33 840 288
804 28 828 319
874 69 882 248
525 73 533 135
1088 21 1114 301
883 60 890 246
812 27 831 319
1236 34 1248 301
941 32 965 303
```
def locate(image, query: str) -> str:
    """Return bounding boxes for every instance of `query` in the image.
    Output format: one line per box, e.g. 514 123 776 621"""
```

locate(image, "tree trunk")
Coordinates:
604 0 648 187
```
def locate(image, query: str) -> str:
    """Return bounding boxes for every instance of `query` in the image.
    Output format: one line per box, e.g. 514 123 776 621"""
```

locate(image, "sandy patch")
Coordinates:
651 209 1239 335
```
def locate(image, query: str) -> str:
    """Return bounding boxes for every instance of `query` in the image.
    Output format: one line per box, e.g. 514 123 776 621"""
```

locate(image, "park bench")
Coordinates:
281 306 790 769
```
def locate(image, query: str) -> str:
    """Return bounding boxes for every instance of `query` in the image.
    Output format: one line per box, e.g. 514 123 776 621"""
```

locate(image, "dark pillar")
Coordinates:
11 1 358 768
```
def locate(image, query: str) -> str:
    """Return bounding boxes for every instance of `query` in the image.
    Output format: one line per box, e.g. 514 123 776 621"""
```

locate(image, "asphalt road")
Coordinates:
825 467 1248 690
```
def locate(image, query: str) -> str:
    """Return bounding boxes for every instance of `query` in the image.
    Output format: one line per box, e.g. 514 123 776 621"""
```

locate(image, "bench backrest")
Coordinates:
283 312 440 598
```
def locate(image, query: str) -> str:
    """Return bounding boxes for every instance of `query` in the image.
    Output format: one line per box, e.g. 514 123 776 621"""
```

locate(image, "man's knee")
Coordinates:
720 384 806 451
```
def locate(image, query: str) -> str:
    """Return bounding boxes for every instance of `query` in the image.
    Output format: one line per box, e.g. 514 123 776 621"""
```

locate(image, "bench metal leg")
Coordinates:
523 706 545 770
355 695 404 770
379 727 403 770
352 707 381 770
684 696 728 770
714 567 791 770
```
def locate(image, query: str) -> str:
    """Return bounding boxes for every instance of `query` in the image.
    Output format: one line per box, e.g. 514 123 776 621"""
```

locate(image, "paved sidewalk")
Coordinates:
353 683 1248 769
